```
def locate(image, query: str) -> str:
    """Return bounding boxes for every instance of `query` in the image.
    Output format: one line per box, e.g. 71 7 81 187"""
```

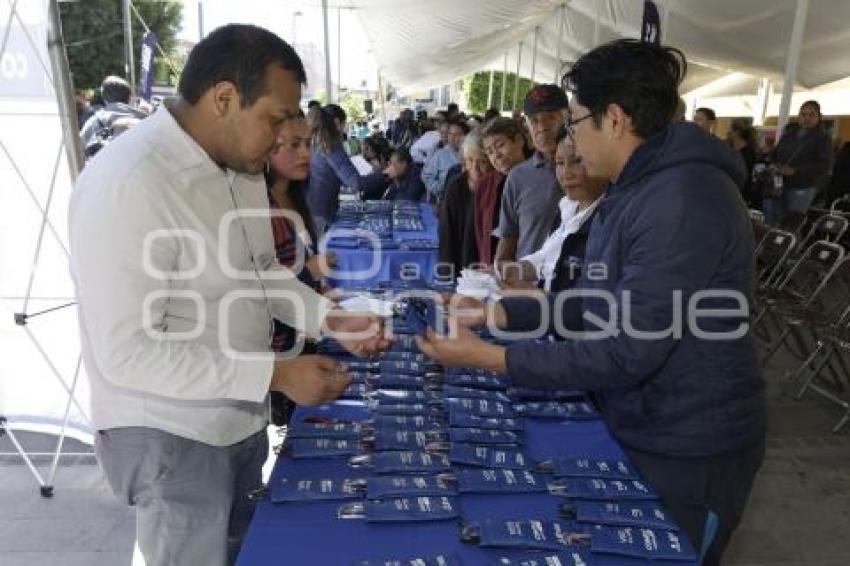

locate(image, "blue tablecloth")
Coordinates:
325 203 440 288
237 401 696 566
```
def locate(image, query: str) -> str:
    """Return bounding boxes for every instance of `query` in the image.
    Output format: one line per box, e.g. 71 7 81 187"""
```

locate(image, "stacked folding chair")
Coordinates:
753 228 796 290
788 256 850 432
830 195 850 216
793 213 848 258
753 240 844 350
759 244 847 364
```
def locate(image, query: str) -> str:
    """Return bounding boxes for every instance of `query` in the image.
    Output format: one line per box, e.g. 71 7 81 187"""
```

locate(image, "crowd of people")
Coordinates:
688 102 848 226
68 21 850 566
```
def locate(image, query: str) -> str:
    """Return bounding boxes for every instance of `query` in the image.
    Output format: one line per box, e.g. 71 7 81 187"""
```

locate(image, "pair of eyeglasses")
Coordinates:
564 112 593 138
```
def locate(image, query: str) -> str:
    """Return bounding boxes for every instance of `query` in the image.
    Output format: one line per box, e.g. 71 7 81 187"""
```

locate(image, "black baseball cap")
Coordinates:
523 84 569 115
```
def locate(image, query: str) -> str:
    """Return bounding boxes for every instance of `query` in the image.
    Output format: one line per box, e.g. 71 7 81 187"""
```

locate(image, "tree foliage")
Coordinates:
59 0 183 91
339 90 366 123
465 71 534 114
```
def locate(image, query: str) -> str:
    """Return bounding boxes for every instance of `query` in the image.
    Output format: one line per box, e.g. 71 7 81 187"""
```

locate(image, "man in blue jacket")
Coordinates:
418 39 766 565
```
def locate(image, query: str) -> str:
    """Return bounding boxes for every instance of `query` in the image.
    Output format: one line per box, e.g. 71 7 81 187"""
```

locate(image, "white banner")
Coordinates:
0 0 92 443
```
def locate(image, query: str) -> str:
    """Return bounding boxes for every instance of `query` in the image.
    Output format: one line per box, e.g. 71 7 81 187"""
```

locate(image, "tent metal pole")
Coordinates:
513 41 523 110
129 2 181 79
754 78 771 127
660 0 671 43
555 5 564 83
777 0 809 134
45 354 85 490
122 0 135 95
530 26 539 85
337 8 341 103
321 0 333 102
197 0 204 39
594 0 601 46
500 52 507 111
377 70 387 127
487 69 495 109
47 0 83 179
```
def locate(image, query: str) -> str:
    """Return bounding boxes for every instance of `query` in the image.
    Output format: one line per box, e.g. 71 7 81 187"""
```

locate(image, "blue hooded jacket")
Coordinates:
501 122 766 457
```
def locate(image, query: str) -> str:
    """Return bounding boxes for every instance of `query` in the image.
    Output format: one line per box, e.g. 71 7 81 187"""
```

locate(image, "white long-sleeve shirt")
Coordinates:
69 106 333 446
521 196 602 291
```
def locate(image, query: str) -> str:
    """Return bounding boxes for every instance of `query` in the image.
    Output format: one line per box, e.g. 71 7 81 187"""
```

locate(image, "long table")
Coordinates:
325 202 441 288
237 400 697 565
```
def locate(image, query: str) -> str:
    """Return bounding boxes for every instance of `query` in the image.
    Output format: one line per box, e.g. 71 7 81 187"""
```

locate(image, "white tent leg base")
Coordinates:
0 417 51 497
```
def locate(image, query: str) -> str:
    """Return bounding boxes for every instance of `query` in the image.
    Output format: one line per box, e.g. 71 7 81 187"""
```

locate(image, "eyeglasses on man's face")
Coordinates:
565 112 594 138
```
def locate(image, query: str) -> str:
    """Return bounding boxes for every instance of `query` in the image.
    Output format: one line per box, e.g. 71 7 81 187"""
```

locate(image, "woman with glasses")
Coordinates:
501 124 607 291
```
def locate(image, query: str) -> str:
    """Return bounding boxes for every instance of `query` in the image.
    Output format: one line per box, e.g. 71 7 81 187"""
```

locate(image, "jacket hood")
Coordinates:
618 121 746 190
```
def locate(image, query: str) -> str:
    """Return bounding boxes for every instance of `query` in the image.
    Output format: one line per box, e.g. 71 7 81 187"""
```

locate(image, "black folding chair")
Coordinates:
792 304 850 433
753 228 796 289
830 195 850 215
753 240 844 350
795 213 849 255
760 249 847 364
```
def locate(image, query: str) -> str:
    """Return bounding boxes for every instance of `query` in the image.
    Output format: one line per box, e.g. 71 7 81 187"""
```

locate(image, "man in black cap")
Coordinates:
494 84 570 264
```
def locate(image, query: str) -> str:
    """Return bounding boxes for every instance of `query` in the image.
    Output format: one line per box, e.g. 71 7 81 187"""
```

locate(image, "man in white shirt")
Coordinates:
70 24 388 566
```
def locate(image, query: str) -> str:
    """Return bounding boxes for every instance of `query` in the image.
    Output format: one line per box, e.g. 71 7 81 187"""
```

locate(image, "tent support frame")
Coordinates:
777 0 810 133
1 0 93 498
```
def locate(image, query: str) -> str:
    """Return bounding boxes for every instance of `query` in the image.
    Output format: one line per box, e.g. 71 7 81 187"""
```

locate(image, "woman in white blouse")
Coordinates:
501 124 607 291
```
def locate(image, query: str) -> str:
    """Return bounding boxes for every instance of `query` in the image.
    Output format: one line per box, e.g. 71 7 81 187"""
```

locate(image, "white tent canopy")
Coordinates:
350 0 850 95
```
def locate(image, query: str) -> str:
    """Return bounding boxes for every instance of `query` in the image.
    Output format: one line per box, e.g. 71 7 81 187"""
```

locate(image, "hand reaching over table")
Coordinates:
270 355 350 406
415 324 507 373
323 309 393 357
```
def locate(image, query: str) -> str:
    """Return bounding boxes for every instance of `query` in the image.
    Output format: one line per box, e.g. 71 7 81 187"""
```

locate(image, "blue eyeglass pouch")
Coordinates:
379 359 427 376
271 477 365 503
489 550 593 566
445 398 516 418
590 525 696 562
464 519 579 551
449 427 521 446
447 413 523 431
572 501 678 531
550 478 658 501
359 451 452 474
370 414 445 432
352 553 463 566
371 389 436 406
375 373 427 390
443 371 509 391
551 458 640 481
449 444 530 470
287 421 363 440
455 468 548 494
339 496 460 523
366 474 457 499
371 429 441 451
380 351 426 363
443 385 513 403
372 402 443 417
285 438 361 459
